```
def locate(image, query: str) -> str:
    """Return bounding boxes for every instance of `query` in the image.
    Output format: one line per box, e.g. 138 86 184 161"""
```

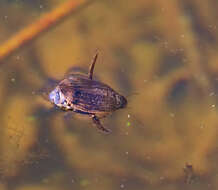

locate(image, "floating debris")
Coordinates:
183 163 196 184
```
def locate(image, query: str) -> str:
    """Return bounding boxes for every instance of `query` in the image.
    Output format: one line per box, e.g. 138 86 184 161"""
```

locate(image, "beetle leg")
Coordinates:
88 51 99 80
91 115 111 134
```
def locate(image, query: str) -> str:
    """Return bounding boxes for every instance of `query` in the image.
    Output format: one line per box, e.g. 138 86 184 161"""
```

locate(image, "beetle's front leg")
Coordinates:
91 115 111 134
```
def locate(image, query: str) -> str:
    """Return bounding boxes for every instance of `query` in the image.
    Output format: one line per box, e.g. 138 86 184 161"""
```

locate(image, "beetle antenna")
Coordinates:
126 92 139 99
88 50 99 80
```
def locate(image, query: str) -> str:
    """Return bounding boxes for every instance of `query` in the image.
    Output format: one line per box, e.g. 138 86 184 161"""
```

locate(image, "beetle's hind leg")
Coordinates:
88 51 98 80
91 115 111 134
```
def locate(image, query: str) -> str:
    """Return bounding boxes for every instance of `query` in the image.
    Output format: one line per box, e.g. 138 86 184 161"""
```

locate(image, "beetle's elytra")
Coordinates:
49 52 127 133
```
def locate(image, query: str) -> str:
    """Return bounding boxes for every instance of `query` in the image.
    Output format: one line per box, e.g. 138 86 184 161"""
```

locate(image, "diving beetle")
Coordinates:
49 52 127 133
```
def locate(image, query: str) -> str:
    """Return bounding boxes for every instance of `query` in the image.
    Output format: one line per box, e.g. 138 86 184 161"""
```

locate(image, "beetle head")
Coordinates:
116 94 127 109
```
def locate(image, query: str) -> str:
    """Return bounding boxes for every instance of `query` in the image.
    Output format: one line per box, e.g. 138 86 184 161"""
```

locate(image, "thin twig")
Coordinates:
0 0 92 62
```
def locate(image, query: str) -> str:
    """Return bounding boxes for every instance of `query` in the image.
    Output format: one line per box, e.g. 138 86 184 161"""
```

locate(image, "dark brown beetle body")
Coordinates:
49 52 127 133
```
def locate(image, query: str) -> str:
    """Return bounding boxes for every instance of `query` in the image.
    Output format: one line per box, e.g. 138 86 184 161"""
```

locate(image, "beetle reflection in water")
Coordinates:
48 52 127 133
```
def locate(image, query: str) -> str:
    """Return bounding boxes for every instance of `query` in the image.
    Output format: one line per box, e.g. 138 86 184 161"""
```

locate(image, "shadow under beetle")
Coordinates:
49 52 127 133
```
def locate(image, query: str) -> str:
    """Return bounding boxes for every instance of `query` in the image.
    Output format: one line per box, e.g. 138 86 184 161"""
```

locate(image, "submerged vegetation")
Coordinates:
0 0 218 189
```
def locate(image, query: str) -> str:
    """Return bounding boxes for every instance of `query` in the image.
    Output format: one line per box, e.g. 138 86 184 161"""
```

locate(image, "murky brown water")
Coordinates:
0 0 218 189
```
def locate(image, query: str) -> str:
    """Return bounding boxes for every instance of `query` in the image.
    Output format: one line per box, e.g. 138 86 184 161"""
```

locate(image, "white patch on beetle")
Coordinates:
49 87 72 110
